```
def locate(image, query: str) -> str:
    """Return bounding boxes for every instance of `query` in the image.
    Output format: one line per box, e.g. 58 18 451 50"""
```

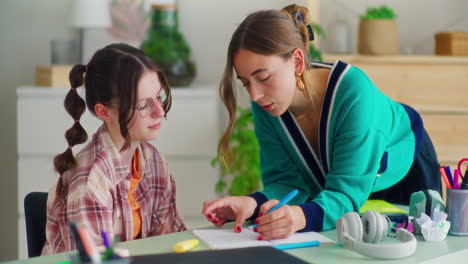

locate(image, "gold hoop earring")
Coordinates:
296 72 305 92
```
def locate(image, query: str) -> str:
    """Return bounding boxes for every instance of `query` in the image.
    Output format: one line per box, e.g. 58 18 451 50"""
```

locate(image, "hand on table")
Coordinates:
202 196 257 232
254 199 306 240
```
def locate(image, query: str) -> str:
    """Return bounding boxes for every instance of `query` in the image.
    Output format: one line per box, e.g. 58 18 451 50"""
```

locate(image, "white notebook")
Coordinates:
192 228 335 249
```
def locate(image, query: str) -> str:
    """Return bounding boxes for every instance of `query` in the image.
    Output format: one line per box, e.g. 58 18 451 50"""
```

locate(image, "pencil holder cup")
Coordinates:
447 188 468 236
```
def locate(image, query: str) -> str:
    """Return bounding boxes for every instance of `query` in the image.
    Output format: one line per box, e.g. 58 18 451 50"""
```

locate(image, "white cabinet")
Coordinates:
17 86 220 258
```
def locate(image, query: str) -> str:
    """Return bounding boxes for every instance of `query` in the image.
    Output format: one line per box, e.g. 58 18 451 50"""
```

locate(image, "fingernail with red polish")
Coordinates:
235 225 241 233
207 214 213 220
253 227 258 232
254 219 259 225
259 212 264 217
213 218 218 224
257 236 263 241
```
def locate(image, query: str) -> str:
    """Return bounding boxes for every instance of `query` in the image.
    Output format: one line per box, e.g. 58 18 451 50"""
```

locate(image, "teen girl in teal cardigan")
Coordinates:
202 5 440 240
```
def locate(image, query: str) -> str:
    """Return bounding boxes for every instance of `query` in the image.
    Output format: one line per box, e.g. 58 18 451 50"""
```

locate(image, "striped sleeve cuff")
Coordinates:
246 192 269 221
298 201 324 232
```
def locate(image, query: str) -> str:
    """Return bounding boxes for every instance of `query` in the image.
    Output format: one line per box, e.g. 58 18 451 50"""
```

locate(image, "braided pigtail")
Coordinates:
53 64 88 200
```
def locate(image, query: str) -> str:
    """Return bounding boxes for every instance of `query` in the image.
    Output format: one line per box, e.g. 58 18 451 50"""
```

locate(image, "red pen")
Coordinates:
440 166 452 189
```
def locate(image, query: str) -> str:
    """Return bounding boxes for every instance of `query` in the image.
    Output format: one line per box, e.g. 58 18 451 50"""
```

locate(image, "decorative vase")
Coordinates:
328 17 351 54
140 2 196 87
358 19 399 55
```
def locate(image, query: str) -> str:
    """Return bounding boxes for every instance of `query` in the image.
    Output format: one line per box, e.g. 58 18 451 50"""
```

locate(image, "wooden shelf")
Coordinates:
413 105 468 115
436 146 468 165
324 54 468 65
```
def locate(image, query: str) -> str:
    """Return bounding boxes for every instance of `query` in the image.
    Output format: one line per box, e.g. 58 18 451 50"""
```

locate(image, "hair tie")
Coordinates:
74 120 79 123
306 24 314 41
68 146 72 150
70 87 76 91
294 11 315 41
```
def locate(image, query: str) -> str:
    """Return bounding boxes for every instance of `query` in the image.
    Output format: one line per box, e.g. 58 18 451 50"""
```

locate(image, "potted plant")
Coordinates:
140 3 196 87
211 24 325 196
309 24 326 61
358 5 399 55
211 106 261 196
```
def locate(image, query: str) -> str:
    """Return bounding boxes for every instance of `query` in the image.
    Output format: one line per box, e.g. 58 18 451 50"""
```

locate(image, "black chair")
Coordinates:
24 192 48 258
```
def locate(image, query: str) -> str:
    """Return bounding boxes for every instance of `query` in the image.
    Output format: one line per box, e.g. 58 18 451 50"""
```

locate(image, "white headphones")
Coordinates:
336 210 417 260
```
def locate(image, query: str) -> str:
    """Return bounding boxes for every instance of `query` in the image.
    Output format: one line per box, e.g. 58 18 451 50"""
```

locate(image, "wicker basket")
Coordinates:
435 32 468 56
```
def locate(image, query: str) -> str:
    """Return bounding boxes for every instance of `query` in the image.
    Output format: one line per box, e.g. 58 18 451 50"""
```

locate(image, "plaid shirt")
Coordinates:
42 125 186 255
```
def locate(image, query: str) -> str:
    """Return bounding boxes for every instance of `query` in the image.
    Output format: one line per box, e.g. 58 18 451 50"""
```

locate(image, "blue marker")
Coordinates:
445 166 454 187
252 189 299 229
273 240 320 250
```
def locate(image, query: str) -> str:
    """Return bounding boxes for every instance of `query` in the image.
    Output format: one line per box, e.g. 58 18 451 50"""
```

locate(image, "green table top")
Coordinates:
5 222 468 264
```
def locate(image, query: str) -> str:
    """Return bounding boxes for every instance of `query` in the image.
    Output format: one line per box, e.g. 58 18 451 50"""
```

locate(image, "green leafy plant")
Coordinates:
309 23 326 62
140 7 196 86
361 5 397 20
212 106 261 196
212 23 325 196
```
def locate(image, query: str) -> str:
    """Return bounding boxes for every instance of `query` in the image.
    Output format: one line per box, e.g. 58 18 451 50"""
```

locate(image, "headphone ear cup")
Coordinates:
336 212 363 243
362 210 387 243
337 211 417 259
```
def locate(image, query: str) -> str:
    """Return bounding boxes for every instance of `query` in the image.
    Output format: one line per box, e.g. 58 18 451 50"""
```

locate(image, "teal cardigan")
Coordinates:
248 60 423 231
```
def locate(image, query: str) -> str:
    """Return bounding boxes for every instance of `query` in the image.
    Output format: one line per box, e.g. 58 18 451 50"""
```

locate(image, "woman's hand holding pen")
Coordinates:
254 200 306 240
202 196 257 232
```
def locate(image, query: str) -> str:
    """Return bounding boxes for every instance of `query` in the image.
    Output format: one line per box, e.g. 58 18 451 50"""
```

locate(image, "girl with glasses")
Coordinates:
42 43 186 255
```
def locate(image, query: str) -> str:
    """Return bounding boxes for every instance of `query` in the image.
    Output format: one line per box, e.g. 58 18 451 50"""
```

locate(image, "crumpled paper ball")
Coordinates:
415 206 450 241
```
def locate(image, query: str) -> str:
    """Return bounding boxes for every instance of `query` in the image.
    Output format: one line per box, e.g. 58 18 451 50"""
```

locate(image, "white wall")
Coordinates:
0 0 76 261
177 0 315 84
82 0 315 84
1 0 467 260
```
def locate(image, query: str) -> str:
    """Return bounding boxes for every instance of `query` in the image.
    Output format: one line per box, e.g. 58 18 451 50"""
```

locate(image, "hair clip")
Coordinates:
294 11 315 41
306 24 314 41
293 10 304 28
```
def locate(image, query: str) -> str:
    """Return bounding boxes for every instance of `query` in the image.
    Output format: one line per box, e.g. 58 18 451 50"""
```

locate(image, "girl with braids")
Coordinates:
42 43 186 255
202 5 440 240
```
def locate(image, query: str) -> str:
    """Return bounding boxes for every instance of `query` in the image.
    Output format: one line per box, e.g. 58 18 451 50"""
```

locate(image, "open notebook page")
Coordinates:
192 229 335 250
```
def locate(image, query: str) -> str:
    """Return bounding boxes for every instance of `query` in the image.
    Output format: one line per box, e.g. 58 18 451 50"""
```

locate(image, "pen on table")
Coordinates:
252 189 299 229
69 222 91 262
440 166 452 189
78 224 102 264
444 166 454 187
273 240 320 250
